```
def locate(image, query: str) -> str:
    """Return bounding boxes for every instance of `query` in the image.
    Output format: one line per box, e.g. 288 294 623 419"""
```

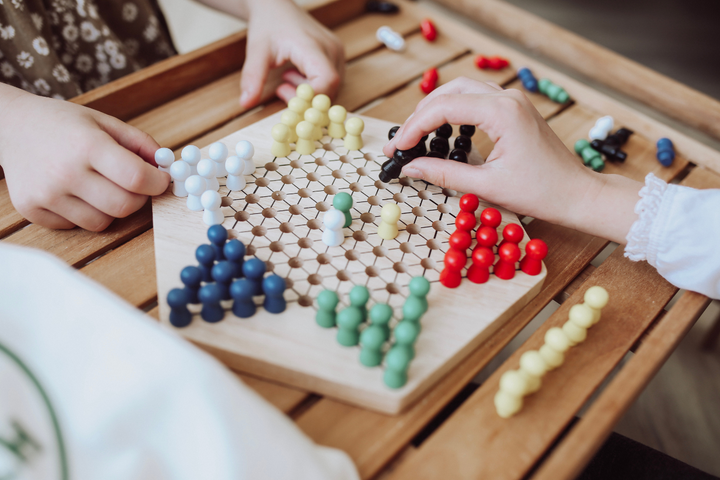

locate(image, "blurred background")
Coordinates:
154 0 720 476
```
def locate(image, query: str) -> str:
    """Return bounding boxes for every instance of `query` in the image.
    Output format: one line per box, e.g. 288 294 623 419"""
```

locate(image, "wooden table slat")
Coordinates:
386 247 678 480
0 179 28 239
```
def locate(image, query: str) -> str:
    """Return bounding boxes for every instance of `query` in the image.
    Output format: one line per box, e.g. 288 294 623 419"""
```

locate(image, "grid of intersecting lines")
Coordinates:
215 132 458 313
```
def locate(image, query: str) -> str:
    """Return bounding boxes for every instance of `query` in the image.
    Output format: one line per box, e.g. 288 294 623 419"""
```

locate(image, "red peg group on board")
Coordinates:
439 194 547 289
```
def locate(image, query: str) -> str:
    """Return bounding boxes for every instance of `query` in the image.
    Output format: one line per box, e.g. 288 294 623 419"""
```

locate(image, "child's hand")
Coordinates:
0 86 170 231
240 0 344 108
383 77 641 244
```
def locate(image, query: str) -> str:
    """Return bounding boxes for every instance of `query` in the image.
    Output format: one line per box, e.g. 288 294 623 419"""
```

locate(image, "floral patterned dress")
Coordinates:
0 0 176 99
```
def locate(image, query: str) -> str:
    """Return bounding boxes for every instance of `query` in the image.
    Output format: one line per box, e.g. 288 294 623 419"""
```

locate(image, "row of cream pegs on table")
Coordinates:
495 286 610 418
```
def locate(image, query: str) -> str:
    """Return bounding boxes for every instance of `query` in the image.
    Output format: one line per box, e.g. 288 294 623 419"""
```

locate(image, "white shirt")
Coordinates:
625 173 720 299
0 244 359 480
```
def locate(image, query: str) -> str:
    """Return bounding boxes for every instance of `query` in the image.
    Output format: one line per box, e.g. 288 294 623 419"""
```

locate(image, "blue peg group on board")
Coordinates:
656 137 675 167
517 67 538 93
168 224 286 327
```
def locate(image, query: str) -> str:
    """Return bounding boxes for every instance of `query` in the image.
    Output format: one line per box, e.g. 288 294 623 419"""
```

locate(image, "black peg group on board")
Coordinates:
379 124 476 183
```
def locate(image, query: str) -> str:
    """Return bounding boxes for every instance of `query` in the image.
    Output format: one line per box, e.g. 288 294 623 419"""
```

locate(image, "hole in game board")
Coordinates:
418 190 432 200
228 229 239 239
437 203 451 214
316 201 330 212
252 225 267 237
393 262 408 273
421 258 437 270
290 159 304 169
323 143 334 151
234 211 250 222
344 250 359 261
279 222 294 233
365 266 380 277
386 283 400 294
269 241 284 252
349 182 362 192
272 191 286 201
353 231 368 242
399 177 413 187
406 224 421 235
289 204 304 216
337 270 352 281
374 180 387 189
394 192 408 203
315 157 329 166
356 167 369 176
363 152 376 162
221 197 233 207
255 178 269 187
262 208 277 218
307 219 322 230
289 257 304 269
400 242 415 254
373 245 388 257
298 295 313 307
306 172 320 182
285 278 294 289
412 206 427 217
317 253 332 264
360 212 375 223
332 169 346 179
368 196 381 206
324 185 338 195
427 239 442 250
432 220 447 232
281 175 295 185
298 188 312 198
339 155 351 164
265 162 278 171
298 237 313 249
246 245 256 256
245 194 260 204
442 188 457 197
265 261 274 272
308 274 322 285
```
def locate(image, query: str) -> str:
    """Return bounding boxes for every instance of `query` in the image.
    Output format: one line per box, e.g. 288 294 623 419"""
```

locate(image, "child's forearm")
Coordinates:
193 0 294 21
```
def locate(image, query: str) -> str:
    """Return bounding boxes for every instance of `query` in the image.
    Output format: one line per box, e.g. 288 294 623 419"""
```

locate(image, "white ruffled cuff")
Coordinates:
624 173 668 263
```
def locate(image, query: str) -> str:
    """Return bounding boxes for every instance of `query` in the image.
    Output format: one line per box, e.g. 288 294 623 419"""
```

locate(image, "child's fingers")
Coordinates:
276 82 298 104
291 45 341 99
21 207 75 230
282 68 308 87
240 43 273 108
91 142 170 196
49 195 114 232
76 172 149 219
93 112 161 165
401 157 495 200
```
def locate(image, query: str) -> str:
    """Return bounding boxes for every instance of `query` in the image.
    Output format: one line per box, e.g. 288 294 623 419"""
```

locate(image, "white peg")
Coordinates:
376 26 405 52
321 208 345 247
208 142 228 177
235 140 255 175
185 175 206 212
181 145 201 175
154 148 174 173
201 190 224 226
225 156 247 192
169 161 190 197
197 158 219 192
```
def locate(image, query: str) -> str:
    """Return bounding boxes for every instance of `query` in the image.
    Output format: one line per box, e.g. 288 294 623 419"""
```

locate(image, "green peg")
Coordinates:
359 325 386 367
539 78 569 103
333 192 353 228
588 156 605 172
393 320 420 360
349 285 370 321
383 347 411 389
402 296 425 324
336 306 363 346
574 139 603 170
369 303 393 340
316 290 339 328
408 276 430 314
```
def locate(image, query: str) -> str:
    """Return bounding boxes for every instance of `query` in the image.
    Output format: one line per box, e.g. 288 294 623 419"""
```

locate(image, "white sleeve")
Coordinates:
625 173 720 300
0 244 359 480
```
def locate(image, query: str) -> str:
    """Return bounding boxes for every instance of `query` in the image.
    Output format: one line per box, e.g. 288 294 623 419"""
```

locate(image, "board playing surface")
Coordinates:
153 110 546 414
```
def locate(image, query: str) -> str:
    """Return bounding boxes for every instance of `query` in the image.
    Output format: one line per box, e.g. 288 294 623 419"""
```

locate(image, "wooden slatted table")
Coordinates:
2 0 719 478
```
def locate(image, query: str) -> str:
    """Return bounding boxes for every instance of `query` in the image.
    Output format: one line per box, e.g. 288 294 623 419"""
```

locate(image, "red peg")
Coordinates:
502 223 524 244
494 242 521 280
455 211 477 232
422 67 439 84
420 77 437 95
474 55 489 69
487 56 509 70
520 239 548 276
440 248 466 289
480 207 502 229
467 247 494 284
475 225 498 249
420 19 437 41
459 193 480 213
449 230 472 251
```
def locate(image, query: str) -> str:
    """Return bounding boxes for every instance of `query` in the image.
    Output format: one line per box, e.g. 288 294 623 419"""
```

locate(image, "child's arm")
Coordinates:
383 77 641 245
195 0 344 108
0 84 170 231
